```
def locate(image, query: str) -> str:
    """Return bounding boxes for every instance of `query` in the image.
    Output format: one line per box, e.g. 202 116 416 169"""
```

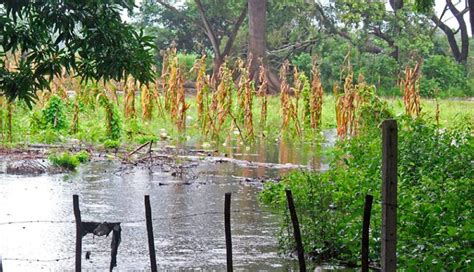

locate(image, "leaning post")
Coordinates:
285 189 306 271
73 194 82 272
381 119 398 272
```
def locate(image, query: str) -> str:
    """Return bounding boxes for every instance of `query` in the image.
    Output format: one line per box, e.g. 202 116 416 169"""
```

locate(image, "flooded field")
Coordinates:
0 132 335 270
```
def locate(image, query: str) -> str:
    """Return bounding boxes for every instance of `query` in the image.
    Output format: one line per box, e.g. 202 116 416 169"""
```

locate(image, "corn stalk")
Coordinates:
309 60 324 130
140 83 153 121
401 61 422 117
257 60 268 133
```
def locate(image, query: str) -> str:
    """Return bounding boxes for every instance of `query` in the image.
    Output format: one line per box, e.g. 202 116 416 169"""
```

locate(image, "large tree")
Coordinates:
152 0 248 77
0 0 155 106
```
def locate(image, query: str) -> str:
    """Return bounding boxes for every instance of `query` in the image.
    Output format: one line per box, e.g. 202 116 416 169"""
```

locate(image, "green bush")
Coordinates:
42 95 67 130
292 53 313 77
261 117 473 269
421 55 469 97
359 54 398 94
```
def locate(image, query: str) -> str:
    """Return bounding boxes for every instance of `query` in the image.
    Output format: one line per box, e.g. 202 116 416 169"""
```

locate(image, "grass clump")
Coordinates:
48 150 91 171
74 150 90 163
103 139 120 149
48 152 80 171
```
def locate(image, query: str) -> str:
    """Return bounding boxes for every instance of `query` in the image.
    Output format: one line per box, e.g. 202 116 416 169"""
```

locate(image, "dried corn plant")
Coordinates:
124 76 136 119
209 61 233 138
236 57 255 141
279 60 301 136
257 60 268 132
401 61 422 117
175 69 189 132
334 71 359 138
140 83 153 121
280 60 291 131
193 55 208 122
160 47 178 113
292 66 302 118
309 60 324 130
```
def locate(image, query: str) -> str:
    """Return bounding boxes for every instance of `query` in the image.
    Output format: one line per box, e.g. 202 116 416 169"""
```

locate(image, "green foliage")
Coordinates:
292 53 313 77
42 95 67 130
1 0 155 105
177 53 198 79
421 55 470 97
359 54 398 93
261 117 473 269
98 94 122 140
48 152 80 171
74 150 90 163
103 139 121 149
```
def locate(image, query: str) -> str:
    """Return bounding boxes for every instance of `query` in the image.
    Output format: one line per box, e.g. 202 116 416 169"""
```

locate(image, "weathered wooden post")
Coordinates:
285 189 306 271
144 195 158 272
73 194 82 272
381 119 398 272
361 194 374 272
0 254 3 272
224 193 233 272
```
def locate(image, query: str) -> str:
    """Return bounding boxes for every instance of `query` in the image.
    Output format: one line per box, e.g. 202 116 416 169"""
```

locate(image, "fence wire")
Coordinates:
0 209 271 226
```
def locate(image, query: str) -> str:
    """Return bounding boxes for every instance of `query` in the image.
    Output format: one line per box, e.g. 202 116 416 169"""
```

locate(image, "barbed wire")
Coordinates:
2 255 75 262
0 209 272 226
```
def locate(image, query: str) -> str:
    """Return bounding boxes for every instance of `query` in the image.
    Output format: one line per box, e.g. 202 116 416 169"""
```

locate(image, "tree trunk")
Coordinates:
432 0 469 63
248 0 267 79
469 0 474 37
247 0 279 93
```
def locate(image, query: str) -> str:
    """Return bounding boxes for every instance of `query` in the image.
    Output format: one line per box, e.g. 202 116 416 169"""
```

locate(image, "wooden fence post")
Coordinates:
381 119 398 272
0 254 3 272
145 195 158 272
285 189 306 271
361 194 374 272
224 193 233 272
73 194 82 272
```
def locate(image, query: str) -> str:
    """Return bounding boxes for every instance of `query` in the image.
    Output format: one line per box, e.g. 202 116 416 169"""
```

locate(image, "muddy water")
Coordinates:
0 132 335 271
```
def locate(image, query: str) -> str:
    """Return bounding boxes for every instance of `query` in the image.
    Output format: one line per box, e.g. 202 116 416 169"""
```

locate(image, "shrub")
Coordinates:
359 54 398 94
292 53 312 77
42 95 67 130
421 55 468 97
261 117 473 269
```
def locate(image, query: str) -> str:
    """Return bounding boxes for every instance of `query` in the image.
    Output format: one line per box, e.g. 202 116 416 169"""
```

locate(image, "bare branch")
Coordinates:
195 0 221 56
153 0 205 32
222 2 248 57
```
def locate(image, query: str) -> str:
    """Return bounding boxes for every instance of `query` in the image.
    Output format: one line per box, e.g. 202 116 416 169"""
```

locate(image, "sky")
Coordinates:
125 0 471 36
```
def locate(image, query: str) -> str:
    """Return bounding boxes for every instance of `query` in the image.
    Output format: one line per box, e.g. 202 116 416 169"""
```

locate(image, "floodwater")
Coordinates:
0 131 336 271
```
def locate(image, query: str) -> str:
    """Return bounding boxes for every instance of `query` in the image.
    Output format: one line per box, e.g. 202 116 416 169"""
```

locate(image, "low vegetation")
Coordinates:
260 115 473 269
48 151 90 171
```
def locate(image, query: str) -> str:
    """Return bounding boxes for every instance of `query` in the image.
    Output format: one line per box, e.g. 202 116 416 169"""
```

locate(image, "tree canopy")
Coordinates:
0 0 155 106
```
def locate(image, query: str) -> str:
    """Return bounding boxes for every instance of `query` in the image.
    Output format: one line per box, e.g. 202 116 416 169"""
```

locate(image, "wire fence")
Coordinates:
0 208 273 264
